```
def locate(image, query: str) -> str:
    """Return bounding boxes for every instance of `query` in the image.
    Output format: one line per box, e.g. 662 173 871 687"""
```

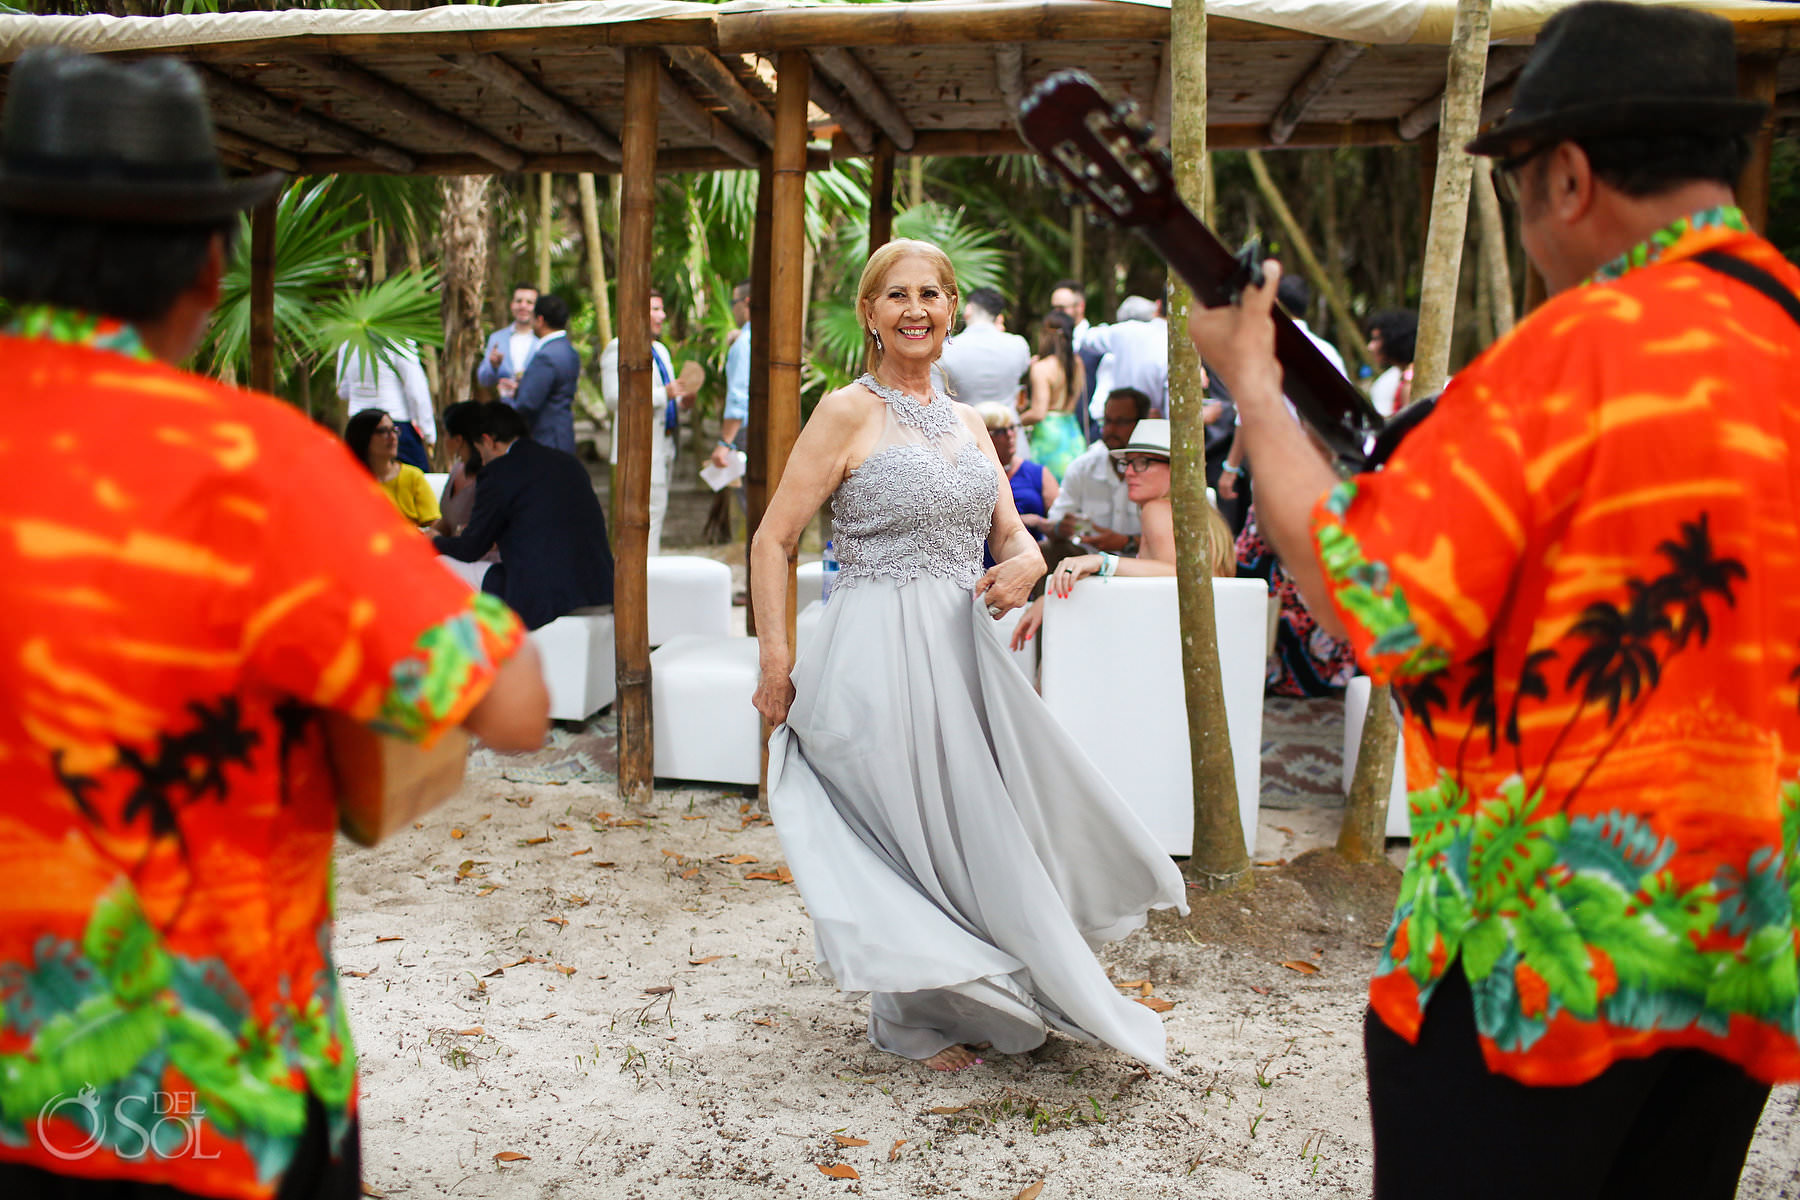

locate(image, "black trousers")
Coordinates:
0 1095 359 1200
1365 964 1771 1200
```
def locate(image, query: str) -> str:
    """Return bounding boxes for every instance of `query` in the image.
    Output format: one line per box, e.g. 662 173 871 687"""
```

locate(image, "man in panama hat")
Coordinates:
1191 3 1797 1196
0 48 548 1199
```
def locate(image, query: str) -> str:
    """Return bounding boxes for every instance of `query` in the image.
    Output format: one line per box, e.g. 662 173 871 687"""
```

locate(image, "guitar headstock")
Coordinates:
1017 70 1176 228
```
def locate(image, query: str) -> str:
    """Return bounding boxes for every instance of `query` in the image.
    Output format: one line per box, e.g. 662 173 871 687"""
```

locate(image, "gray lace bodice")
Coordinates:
831 374 997 591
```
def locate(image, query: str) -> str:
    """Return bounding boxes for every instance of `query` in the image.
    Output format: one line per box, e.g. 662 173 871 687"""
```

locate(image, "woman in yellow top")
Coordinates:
345 407 440 527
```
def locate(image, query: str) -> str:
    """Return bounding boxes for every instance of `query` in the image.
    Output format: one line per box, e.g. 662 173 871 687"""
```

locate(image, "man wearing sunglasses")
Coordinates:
1192 3 1798 1197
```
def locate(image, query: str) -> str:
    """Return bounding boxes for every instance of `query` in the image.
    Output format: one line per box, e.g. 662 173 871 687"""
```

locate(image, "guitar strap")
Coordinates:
1694 250 1800 330
1368 251 1800 471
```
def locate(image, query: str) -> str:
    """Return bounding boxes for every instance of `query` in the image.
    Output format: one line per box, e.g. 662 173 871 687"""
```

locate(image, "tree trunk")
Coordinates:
1244 149 1373 376
439 176 491 409
536 173 555 292
1315 151 1362 364
1472 158 1514 339
580 172 614 348
1169 0 1249 891
1340 0 1491 864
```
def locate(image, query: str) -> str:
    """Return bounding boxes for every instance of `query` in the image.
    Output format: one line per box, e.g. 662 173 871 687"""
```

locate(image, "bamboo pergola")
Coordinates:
4 0 1797 803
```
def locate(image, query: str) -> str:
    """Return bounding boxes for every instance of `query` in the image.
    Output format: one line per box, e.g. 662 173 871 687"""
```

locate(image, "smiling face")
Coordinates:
510 287 538 326
649 295 667 338
861 253 956 369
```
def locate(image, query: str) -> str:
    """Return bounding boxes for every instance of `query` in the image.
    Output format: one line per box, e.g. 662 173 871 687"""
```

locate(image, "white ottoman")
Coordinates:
421 471 450 501
646 556 733 646
1039 577 1268 857
1342 675 1412 839
651 635 763 785
796 560 827 609
530 607 616 723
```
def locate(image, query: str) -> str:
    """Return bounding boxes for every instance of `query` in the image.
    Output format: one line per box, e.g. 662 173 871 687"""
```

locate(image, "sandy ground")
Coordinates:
334 721 1800 1199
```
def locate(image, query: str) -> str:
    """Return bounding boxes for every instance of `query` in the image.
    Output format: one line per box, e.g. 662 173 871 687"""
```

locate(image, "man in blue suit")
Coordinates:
508 293 580 454
477 282 540 399
433 402 613 630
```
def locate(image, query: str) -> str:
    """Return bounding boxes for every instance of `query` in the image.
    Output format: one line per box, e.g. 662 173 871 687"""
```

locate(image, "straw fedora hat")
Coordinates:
1108 417 1170 462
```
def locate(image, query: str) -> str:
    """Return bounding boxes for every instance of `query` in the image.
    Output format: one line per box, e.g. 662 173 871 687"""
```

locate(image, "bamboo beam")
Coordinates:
638 53 759 168
745 151 774 640
1398 45 1529 141
614 47 659 808
76 18 716 64
995 44 1026 114
767 50 808 685
249 194 277 397
201 65 415 173
1737 57 1779 234
869 138 896 250
214 126 301 173
807 68 875 155
717 2 1296 52
1269 41 1368 146
812 46 914 151
662 45 776 146
828 123 1412 162
441 52 621 163
295 146 830 176
286 53 524 171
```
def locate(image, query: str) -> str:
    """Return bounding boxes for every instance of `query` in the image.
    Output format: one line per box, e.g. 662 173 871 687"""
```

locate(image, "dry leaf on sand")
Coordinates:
689 955 723 965
723 854 758 864
831 1135 869 1147
644 985 674 996
928 1105 966 1115
1281 961 1321 975
817 1164 859 1180
1016 1183 1045 1200
492 1151 530 1163
1135 997 1175 1013
888 1139 907 1161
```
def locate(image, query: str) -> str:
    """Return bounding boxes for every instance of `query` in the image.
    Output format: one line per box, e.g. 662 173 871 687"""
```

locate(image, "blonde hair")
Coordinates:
973 402 1016 432
1204 502 1237 578
855 238 960 376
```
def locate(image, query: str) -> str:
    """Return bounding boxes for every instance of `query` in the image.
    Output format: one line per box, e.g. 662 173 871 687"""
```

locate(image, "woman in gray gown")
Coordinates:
749 239 1188 1074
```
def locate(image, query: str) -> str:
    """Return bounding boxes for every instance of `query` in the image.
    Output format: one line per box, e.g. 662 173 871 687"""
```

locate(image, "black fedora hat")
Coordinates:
0 47 284 224
1466 0 1766 156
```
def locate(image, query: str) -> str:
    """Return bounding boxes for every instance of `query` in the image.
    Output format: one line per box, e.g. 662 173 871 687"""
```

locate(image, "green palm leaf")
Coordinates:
309 269 444 373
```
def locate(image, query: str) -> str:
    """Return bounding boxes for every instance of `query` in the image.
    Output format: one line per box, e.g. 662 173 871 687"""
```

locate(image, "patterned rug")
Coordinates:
474 695 1349 810
1259 694 1349 810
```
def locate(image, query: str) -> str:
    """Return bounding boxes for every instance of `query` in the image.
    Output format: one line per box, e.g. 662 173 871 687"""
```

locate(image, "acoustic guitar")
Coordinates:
1016 71 1423 468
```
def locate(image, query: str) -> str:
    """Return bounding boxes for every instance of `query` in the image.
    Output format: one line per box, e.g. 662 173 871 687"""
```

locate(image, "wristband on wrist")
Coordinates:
1220 462 1242 476
717 439 736 450
1099 552 1118 579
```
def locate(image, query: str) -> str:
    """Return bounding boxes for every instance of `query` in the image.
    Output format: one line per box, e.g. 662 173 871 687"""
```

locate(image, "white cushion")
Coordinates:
1039 576 1268 857
1342 675 1411 839
651 635 763 785
529 608 616 723
645 556 733 645
421 471 450 499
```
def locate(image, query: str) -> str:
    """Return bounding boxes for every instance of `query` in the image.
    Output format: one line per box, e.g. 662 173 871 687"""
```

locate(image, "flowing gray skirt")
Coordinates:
768 574 1189 1074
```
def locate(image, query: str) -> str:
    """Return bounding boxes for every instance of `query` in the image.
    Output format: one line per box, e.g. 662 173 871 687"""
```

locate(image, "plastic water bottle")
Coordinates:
821 540 839 605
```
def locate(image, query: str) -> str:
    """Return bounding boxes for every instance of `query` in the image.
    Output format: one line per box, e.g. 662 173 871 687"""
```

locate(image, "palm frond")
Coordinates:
309 269 444 372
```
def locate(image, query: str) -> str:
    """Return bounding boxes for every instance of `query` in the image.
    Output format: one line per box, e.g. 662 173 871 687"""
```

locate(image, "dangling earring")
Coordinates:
870 327 883 352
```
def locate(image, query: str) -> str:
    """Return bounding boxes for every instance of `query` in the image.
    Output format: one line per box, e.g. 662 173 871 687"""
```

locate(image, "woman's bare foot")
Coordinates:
922 1044 984 1072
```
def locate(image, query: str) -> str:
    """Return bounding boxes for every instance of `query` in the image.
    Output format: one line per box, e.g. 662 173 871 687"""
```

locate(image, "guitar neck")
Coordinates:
1136 201 1379 465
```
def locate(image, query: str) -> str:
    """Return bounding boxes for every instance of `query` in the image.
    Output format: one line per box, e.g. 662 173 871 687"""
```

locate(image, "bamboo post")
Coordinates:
537 173 555 290
1169 0 1248 892
1472 158 1514 338
579 173 613 347
249 193 277 396
869 138 896 251
614 49 659 808
1736 57 1778 234
1341 0 1490 864
745 153 775 639
1243 149 1373 375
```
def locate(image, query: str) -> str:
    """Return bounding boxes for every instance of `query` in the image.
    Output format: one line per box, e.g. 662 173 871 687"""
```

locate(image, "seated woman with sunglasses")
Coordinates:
1010 419 1234 650
344 407 440 530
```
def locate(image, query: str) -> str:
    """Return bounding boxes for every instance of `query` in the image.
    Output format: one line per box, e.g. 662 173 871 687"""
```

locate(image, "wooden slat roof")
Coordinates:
0 0 1795 177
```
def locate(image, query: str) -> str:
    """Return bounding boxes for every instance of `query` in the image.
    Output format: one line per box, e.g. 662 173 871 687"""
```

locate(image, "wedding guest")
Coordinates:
976 402 1058 538
345 407 439 528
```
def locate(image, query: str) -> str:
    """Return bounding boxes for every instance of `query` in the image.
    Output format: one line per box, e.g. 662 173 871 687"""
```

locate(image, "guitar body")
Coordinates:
1017 71 1402 468
323 710 470 847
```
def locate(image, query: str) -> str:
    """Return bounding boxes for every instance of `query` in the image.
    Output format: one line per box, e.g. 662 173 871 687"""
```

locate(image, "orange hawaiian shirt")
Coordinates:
0 311 526 1197
1312 209 1800 1088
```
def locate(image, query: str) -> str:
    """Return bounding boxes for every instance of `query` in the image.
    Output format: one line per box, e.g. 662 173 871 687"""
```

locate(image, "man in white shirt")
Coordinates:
1078 295 1169 419
936 287 1031 408
1045 386 1151 552
335 339 434 470
601 289 692 554
477 282 541 400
